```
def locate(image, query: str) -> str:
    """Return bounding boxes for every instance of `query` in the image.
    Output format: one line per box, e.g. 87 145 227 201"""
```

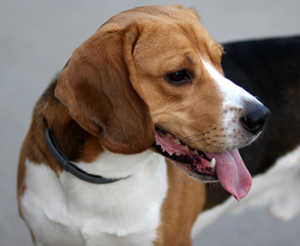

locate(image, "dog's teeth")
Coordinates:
209 158 216 168
174 138 180 144
183 145 189 151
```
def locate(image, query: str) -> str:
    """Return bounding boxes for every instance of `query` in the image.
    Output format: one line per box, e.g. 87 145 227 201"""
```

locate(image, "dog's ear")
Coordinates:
55 24 154 154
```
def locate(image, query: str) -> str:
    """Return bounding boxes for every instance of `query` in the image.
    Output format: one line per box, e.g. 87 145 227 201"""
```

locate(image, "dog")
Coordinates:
17 5 269 246
192 35 300 235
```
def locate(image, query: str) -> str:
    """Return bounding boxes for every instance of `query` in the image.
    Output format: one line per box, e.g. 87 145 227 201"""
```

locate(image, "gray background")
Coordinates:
1 0 299 245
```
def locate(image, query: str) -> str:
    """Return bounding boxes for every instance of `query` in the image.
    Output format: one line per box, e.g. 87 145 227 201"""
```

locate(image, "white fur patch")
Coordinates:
201 59 260 109
201 59 262 147
192 145 300 238
21 150 168 246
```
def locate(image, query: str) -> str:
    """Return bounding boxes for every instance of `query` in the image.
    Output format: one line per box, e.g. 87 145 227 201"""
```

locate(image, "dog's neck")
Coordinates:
68 149 164 181
32 78 162 182
26 79 104 176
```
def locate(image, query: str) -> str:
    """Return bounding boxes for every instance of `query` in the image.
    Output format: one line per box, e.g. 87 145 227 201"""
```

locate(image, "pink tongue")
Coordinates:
154 132 252 200
209 149 252 201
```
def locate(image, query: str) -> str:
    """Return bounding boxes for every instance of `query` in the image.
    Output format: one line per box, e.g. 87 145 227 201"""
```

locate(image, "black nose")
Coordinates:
240 103 270 134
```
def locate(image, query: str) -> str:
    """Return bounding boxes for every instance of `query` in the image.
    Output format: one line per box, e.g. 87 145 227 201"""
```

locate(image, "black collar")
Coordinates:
43 117 126 184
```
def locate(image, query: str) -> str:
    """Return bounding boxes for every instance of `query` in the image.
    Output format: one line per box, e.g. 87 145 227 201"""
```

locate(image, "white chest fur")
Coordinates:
21 150 168 246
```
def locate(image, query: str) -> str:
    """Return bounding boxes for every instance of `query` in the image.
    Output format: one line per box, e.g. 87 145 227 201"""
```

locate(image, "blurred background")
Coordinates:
1 0 299 245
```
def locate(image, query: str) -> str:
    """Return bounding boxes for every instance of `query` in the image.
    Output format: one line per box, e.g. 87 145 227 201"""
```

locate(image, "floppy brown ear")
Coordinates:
55 25 154 154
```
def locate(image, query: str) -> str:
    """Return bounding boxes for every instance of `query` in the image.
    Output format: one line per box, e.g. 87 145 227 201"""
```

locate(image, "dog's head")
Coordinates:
55 5 270 200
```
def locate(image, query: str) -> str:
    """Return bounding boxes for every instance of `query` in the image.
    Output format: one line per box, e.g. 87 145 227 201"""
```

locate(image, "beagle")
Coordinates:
17 5 269 246
193 36 300 233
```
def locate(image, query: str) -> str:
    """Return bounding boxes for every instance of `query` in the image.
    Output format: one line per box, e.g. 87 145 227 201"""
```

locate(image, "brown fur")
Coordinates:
17 80 105 194
155 161 206 246
18 5 230 245
55 25 154 154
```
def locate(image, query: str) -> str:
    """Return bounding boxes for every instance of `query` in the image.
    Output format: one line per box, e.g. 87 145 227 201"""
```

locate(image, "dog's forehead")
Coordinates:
133 21 218 75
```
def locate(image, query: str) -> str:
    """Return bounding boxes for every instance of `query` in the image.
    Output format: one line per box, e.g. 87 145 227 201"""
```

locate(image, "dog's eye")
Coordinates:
165 69 193 85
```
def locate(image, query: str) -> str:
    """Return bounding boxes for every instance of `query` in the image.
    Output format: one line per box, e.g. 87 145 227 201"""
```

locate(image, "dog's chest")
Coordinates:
21 151 168 246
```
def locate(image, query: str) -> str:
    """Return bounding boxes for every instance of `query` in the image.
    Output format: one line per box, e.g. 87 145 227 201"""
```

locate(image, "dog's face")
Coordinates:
132 16 252 153
55 6 269 200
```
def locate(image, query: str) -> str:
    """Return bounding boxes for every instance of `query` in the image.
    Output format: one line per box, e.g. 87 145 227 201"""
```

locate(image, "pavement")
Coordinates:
1 0 299 245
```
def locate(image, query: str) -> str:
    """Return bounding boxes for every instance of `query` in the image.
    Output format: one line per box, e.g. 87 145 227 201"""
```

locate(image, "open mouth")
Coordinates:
154 126 217 181
153 126 252 201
